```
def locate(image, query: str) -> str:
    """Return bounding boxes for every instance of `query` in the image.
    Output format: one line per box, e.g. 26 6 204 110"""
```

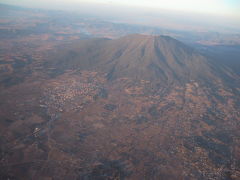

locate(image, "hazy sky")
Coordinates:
87 0 240 16
1 0 240 32
2 0 240 16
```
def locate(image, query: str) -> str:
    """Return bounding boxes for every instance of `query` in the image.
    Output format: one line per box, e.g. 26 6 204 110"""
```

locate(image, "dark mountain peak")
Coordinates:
115 34 176 47
109 34 195 59
121 34 185 46
100 34 209 83
121 33 173 40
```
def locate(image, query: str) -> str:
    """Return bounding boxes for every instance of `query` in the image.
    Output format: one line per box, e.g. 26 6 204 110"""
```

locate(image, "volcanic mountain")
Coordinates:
46 34 237 87
1 34 240 179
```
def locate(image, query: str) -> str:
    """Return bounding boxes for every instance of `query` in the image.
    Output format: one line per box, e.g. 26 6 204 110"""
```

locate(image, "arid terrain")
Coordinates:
0 4 240 180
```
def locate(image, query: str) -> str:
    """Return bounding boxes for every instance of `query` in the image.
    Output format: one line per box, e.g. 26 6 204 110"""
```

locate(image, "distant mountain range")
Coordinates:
1 3 240 45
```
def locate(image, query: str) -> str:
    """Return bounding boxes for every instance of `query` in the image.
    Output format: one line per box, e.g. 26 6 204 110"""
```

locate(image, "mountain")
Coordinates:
0 34 240 180
46 34 237 86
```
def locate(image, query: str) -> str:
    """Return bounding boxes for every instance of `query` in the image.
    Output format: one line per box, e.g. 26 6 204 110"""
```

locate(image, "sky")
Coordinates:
86 0 240 16
2 0 240 16
1 0 240 32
